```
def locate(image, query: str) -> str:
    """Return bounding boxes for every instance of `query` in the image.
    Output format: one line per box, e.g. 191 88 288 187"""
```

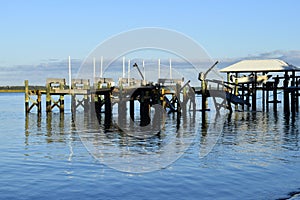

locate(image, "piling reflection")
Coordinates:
24 105 300 169
221 111 300 156
24 112 77 161
199 111 226 158
72 105 199 172
283 113 300 151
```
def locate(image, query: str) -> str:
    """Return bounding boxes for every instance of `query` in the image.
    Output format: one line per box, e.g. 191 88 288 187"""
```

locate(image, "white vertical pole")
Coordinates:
100 56 103 78
128 59 130 85
169 58 172 79
123 56 125 78
158 58 161 79
93 57 96 84
68 56 71 90
143 60 145 85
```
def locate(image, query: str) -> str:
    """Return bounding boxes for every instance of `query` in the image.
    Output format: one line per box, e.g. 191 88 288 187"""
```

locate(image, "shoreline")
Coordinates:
0 86 45 93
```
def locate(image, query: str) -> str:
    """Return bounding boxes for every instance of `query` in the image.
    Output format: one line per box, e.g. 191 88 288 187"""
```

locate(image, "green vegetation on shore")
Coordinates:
0 85 46 92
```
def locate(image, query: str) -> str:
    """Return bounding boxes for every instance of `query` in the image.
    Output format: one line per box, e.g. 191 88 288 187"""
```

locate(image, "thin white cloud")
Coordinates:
217 50 300 68
0 58 82 86
2 50 300 86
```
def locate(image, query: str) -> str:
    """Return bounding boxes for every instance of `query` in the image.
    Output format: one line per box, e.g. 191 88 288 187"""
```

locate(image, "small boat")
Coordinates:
230 74 272 84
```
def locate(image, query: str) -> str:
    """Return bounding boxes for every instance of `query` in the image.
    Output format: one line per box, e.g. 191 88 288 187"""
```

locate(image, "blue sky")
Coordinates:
0 0 300 85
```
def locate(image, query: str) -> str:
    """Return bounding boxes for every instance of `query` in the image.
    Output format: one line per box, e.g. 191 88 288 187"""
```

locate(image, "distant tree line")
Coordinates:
0 85 46 90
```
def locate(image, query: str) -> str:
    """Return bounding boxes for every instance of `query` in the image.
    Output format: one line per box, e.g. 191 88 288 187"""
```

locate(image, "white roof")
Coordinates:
219 59 299 73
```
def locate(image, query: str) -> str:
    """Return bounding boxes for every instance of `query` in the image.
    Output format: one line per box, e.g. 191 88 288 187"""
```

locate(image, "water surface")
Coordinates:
0 93 300 200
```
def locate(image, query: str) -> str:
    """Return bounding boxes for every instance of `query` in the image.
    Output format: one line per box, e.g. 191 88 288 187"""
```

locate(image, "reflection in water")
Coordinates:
221 111 300 165
24 108 300 170
283 114 300 152
24 112 76 161
199 111 227 158
74 109 199 173
15 84 300 200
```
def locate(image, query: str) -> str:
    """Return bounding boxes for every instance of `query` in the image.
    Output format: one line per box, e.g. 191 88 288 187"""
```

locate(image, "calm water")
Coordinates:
1 93 300 200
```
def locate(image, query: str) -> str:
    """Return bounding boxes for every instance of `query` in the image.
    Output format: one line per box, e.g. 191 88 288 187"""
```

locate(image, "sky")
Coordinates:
0 0 300 85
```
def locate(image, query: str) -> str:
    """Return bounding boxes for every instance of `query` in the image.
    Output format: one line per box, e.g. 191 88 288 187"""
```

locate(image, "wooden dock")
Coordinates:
21 59 300 129
24 77 193 128
218 59 300 116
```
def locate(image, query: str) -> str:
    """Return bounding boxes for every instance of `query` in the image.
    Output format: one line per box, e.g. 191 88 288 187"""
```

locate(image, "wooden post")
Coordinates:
283 71 290 114
262 72 265 112
130 98 135 122
201 79 207 122
84 81 90 114
182 87 187 113
274 77 278 112
176 83 181 113
92 82 100 118
46 83 52 112
241 83 245 111
140 90 150 126
84 95 89 114
153 87 162 133
246 83 250 111
104 91 112 127
273 87 277 112
296 78 299 112
118 96 126 127
201 80 207 111
252 72 257 111
234 75 239 110
266 82 270 112
176 83 181 127
37 90 42 114
291 71 296 116
161 88 166 109
227 73 230 82
71 80 76 115
59 82 64 113
71 94 76 117
59 95 64 113
94 94 101 118
25 80 29 113
46 112 52 136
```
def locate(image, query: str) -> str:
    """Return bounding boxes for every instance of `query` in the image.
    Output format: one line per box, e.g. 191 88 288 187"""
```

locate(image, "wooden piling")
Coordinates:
176 83 181 127
37 90 42 113
283 72 290 114
241 83 245 111
273 77 279 112
104 91 112 127
252 72 257 111
161 88 166 110
140 90 150 126
201 79 208 112
182 87 187 113
262 73 266 112
176 83 181 114
296 78 299 112
291 71 296 116
84 81 90 114
234 73 239 110
59 83 64 113
93 81 101 117
25 80 29 113
46 83 52 112
130 99 134 122
118 97 126 127
71 94 76 119
266 82 270 112
104 92 111 116
201 78 208 123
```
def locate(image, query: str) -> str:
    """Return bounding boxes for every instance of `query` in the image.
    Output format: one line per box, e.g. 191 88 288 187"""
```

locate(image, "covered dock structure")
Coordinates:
219 59 300 114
